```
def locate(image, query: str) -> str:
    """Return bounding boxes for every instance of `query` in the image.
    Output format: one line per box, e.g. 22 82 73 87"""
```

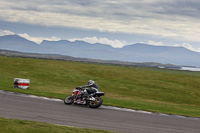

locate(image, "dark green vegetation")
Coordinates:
1 56 200 117
0 117 114 133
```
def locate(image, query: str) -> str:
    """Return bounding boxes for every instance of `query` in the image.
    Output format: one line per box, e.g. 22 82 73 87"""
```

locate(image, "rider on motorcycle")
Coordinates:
64 80 104 108
83 80 99 94
77 80 99 101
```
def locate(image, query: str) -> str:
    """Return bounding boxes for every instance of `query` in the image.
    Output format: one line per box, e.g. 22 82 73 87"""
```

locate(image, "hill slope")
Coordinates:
0 56 200 117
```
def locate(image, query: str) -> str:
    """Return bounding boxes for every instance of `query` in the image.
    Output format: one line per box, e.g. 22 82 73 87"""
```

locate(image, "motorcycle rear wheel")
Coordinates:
64 95 74 105
88 97 103 108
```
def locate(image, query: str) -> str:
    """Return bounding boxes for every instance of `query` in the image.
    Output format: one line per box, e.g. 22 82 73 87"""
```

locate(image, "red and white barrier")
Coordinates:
14 78 30 89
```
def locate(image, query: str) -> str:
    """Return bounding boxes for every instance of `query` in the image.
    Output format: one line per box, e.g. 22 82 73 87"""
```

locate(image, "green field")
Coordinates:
1 56 200 117
0 117 114 133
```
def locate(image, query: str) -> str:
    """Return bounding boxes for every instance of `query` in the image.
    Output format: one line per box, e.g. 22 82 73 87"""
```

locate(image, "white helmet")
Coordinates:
88 80 95 85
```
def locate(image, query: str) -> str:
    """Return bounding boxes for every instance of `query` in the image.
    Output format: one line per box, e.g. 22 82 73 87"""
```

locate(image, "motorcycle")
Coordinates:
64 87 105 108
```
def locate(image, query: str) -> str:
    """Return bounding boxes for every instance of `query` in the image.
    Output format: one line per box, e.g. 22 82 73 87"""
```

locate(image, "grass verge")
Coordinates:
0 117 114 133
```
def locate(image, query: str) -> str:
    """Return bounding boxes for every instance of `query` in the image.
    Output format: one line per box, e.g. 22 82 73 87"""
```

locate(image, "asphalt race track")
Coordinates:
0 91 200 133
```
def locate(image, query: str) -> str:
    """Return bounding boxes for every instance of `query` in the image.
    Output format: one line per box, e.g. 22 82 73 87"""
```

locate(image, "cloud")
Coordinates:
0 29 15 36
69 37 127 48
174 43 200 53
141 40 200 53
18 33 60 44
0 29 60 44
142 40 164 46
0 0 200 43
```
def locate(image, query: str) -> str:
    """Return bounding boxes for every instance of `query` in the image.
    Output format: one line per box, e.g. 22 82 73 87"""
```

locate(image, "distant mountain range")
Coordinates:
0 49 181 69
0 35 200 67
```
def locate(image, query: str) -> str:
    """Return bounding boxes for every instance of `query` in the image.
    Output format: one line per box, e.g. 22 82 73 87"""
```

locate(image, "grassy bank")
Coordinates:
0 56 200 117
0 117 114 133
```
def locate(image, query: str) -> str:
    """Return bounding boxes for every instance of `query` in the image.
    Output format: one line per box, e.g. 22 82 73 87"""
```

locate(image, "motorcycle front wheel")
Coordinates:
88 97 103 108
64 95 74 105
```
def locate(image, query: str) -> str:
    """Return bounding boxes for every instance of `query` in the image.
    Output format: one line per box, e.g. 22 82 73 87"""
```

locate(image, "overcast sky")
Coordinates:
0 0 200 52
